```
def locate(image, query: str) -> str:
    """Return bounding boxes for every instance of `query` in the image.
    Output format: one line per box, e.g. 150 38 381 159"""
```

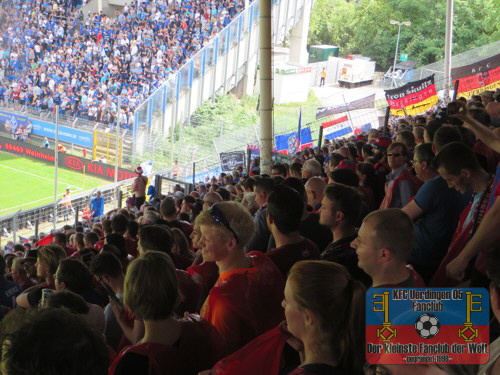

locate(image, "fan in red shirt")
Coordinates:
109 251 223 375
196 202 285 354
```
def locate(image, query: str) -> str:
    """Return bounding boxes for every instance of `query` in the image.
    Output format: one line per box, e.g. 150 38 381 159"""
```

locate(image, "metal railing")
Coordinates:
0 171 193 246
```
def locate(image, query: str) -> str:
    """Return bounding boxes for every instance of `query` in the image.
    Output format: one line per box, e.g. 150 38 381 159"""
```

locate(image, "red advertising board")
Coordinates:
0 137 135 181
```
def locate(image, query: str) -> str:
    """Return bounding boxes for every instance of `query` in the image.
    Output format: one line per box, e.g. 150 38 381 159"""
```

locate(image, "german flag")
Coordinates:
385 75 438 117
453 54 500 99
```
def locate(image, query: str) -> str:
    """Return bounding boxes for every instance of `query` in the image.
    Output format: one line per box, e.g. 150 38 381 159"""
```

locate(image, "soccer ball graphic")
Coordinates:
415 313 440 339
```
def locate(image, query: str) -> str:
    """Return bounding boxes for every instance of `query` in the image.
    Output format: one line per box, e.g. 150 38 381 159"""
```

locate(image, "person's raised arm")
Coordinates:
452 101 500 152
447 196 500 281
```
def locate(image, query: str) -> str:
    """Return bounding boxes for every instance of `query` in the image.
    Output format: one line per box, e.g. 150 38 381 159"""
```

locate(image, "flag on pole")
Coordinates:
18 236 29 244
297 107 302 148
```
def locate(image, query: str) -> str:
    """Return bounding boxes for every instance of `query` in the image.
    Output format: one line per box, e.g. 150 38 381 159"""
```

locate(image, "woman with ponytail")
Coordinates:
202 260 366 375
282 260 366 374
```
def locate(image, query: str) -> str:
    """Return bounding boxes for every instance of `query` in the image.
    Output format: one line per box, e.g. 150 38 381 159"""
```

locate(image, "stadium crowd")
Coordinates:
0 90 499 375
0 0 244 128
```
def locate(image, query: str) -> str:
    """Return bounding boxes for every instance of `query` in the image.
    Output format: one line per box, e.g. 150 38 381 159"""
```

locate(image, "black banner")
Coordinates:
0 136 135 181
384 75 438 116
220 151 246 172
316 94 376 119
451 54 500 80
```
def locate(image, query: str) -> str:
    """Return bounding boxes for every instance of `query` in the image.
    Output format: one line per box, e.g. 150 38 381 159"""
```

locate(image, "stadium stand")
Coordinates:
1 92 498 374
0 0 245 128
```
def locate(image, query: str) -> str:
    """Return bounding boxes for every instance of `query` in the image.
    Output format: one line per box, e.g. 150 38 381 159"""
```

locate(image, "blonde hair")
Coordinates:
123 251 178 320
195 201 254 247
288 261 366 372
37 245 66 275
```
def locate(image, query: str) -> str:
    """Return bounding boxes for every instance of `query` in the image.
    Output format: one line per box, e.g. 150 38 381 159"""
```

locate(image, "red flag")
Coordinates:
36 233 54 247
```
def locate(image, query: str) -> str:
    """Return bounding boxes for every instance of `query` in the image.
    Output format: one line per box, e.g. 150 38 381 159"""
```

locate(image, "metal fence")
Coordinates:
0 172 191 247
386 40 500 90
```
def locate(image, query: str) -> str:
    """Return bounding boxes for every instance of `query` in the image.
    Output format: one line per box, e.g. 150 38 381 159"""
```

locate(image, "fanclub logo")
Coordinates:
64 156 84 171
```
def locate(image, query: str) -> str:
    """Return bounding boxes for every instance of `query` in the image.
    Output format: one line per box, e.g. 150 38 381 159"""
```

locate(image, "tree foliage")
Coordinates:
309 0 499 68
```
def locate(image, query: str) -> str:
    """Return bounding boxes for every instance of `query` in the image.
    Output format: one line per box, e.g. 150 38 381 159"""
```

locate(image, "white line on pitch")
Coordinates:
0 187 84 214
0 164 83 190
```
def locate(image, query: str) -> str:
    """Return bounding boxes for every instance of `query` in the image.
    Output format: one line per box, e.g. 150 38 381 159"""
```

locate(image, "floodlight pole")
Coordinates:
53 106 60 229
443 0 454 102
259 0 273 175
390 20 411 88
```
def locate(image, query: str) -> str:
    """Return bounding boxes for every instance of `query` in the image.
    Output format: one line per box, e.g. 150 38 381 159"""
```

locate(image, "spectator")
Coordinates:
196 201 284 353
319 184 371 286
289 162 302 179
240 178 259 216
54 258 106 307
206 261 366 375
137 225 173 255
379 142 421 209
302 158 323 179
112 214 138 258
105 233 128 261
351 209 424 287
84 231 100 249
90 191 105 220
266 185 320 277
202 191 224 211
170 227 195 271
160 197 193 244
413 126 425 146
444 101 500 283
281 261 365 374
90 252 125 350
271 163 287 178
132 167 148 209
280 177 333 253
245 177 275 253
431 142 495 288
304 176 326 213
16 245 66 308
0 255 21 308
137 223 201 314
1 308 109 375
109 251 223 375
356 162 378 210
402 143 470 283
396 130 416 155
53 231 71 256
11 257 36 291
433 126 463 152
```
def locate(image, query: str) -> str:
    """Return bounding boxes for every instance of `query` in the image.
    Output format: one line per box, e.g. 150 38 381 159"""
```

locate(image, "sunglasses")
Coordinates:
209 204 239 243
387 152 402 157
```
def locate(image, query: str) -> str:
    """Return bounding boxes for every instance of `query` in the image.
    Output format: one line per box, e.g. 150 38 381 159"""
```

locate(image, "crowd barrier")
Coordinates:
0 171 191 248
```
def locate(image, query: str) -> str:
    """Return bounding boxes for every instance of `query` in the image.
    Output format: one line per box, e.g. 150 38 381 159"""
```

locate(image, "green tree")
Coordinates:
309 0 357 54
309 0 500 67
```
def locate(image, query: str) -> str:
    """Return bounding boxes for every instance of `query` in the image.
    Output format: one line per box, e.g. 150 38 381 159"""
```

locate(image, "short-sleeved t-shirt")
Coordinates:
0 277 21 308
410 176 471 267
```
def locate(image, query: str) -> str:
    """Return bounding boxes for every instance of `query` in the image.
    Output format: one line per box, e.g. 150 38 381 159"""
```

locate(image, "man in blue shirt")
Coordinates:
402 143 470 283
90 190 105 221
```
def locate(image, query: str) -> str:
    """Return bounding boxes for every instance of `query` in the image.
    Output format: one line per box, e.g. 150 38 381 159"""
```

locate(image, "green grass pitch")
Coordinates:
0 151 110 217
